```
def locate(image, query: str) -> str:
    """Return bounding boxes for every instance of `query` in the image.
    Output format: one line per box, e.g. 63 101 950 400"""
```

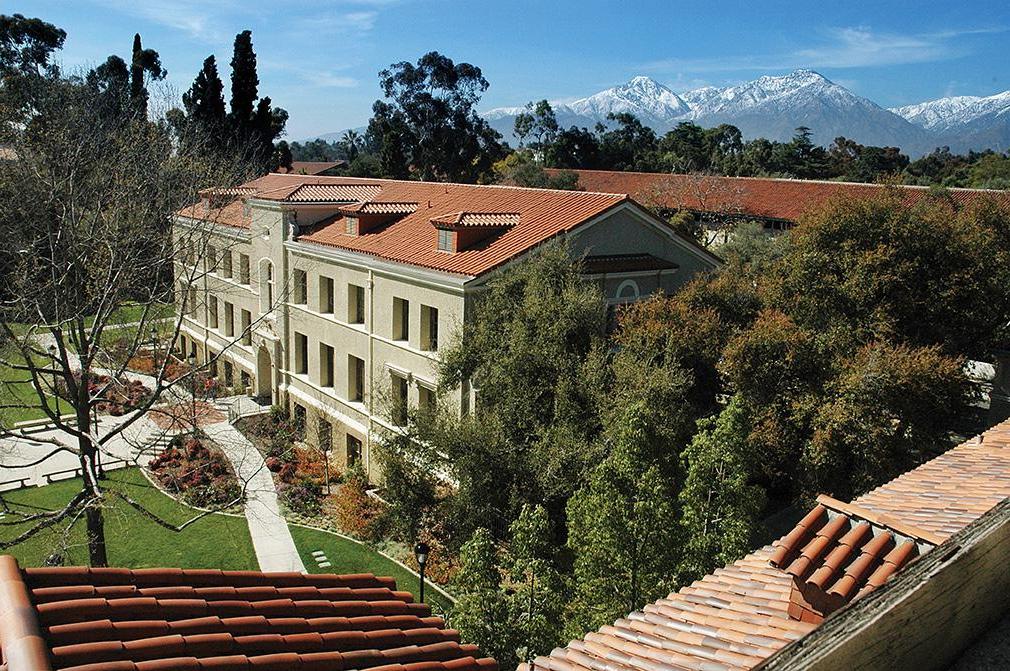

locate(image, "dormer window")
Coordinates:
437 228 455 252
344 216 359 236
430 212 519 252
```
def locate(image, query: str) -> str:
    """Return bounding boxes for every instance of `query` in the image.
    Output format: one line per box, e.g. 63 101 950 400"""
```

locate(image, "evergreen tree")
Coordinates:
178 55 227 152
273 140 293 171
565 402 681 636
452 506 566 670
678 395 765 581
229 29 258 138
128 33 164 119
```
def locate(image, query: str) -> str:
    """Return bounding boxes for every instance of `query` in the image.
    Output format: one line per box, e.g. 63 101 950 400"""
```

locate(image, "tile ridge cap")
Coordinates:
815 494 945 546
0 555 53 671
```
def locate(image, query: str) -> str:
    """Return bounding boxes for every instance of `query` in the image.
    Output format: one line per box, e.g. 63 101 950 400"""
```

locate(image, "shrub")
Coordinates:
333 463 385 541
148 437 242 507
279 478 323 516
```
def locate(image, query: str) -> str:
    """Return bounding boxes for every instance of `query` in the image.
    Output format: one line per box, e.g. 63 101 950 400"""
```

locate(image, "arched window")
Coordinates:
616 279 640 303
259 259 274 313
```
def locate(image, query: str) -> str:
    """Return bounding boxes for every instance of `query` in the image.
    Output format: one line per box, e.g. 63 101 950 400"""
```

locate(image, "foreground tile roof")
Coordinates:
527 420 1010 671
562 169 1010 224
0 562 497 671
179 174 644 278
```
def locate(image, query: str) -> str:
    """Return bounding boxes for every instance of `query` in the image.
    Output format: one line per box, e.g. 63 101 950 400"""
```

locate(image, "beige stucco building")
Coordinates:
173 174 720 477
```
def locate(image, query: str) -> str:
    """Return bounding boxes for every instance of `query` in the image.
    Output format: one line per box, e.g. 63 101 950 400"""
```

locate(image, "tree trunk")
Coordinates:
85 505 108 567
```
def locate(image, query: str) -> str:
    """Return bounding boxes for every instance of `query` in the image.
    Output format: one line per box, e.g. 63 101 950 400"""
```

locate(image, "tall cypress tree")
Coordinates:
127 33 164 119
181 55 227 147
229 29 258 137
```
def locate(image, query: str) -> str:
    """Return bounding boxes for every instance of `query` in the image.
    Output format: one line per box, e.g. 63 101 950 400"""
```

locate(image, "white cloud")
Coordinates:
642 25 1006 75
92 0 239 42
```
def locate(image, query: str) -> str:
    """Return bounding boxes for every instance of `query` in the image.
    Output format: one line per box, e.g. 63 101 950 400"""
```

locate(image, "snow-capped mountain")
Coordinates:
311 70 1010 156
484 76 691 139
566 75 691 123
483 70 932 154
891 91 1010 153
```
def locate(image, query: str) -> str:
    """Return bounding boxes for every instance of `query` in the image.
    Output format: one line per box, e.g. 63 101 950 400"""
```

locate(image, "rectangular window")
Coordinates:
209 296 219 329
241 309 252 345
392 297 409 341
224 361 234 386
348 284 365 324
240 370 250 389
207 245 217 273
294 332 308 375
318 418 332 453
319 276 334 314
293 403 306 439
346 434 362 465
437 228 453 252
222 251 233 278
420 305 439 351
224 302 234 336
419 385 435 415
344 217 357 235
208 350 218 377
293 269 307 304
348 355 365 402
391 373 408 426
319 343 335 387
239 254 250 285
188 286 198 318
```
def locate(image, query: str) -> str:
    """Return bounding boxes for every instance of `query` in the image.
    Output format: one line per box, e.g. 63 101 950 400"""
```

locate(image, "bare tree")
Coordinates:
0 65 275 565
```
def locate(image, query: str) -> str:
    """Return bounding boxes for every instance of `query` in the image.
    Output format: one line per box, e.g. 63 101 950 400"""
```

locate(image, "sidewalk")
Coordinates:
203 420 305 573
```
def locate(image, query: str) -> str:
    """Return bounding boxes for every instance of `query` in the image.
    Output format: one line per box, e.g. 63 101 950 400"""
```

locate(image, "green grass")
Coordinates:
289 524 453 615
0 468 257 569
0 348 58 424
1 302 175 425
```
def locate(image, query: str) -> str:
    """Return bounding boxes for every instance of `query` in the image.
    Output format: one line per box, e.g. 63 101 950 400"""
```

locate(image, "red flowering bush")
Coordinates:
333 464 385 541
148 437 242 507
60 372 152 416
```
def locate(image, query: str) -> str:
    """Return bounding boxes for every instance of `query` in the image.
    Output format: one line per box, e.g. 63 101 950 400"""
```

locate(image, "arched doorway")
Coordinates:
256 346 273 403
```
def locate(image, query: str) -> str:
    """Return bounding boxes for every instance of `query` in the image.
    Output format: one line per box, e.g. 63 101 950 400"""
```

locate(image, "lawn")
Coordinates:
289 524 454 616
0 468 257 569
0 303 176 425
0 347 59 424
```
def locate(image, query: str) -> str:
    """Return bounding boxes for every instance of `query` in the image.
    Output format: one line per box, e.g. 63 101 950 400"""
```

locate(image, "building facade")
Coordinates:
173 174 720 478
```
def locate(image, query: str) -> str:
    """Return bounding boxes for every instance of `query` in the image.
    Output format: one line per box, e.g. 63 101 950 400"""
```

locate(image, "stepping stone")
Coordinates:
311 550 326 558
317 561 332 568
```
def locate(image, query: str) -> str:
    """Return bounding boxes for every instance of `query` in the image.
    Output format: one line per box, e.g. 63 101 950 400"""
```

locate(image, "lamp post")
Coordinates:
48 343 60 418
414 541 430 604
187 353 198 432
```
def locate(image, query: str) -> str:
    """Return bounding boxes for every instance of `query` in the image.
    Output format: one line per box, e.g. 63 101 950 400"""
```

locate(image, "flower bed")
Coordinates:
59 372 152 416
147 435 242 508
238 407 336 517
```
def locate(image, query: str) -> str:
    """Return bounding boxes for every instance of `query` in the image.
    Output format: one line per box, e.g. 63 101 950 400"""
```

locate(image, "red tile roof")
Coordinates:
526 419 1010 671
562 169 1010 223
179 174 647 278
0 563 497 671
276 161 347 175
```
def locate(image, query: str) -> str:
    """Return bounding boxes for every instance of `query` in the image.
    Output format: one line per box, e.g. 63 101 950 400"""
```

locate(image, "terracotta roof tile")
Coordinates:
562 169 1010 223
527 419 1010 671
178 174 635 277
0 564 495 671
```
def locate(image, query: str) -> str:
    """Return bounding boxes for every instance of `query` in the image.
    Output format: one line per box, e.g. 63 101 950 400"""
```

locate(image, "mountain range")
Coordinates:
480 70 1010 157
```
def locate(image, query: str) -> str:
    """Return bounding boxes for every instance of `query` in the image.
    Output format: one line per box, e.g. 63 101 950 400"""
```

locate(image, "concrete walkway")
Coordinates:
203 420 305 572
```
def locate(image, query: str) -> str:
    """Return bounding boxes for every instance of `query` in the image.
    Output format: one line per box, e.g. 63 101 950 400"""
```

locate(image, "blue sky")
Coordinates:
13 0 1010 139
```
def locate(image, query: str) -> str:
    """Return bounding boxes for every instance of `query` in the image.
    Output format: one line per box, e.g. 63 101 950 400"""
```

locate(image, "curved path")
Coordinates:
202 419 306 572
